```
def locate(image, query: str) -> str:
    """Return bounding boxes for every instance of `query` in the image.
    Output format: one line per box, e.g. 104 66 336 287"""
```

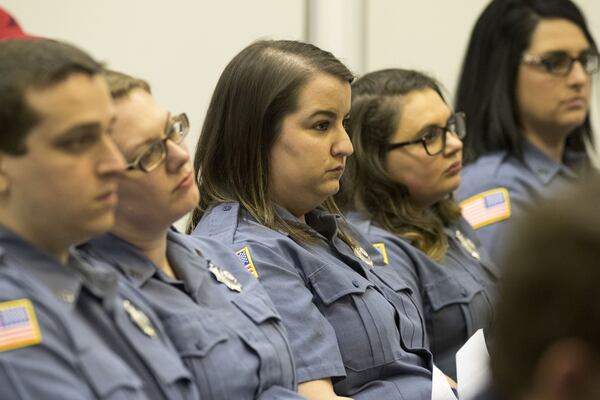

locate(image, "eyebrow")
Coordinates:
57 122 102 138
414 114 453 137
124 114 170 154
307 110 339 119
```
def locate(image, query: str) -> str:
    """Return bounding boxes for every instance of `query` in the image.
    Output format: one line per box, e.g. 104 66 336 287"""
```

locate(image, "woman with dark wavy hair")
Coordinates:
455 0 598 262
190 40 433 399
338 68 499 380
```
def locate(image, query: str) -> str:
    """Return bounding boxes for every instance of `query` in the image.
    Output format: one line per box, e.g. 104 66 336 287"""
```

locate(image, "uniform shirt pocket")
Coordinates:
425 275 482 311
78 347 145 400
231 291 281 324
309 264 370 306
162 311 229 357
424 275 485 370
309 265 402 376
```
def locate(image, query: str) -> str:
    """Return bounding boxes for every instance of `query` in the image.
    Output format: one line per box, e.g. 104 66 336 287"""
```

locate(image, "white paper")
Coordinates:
431 364 458 400
456 329 491 400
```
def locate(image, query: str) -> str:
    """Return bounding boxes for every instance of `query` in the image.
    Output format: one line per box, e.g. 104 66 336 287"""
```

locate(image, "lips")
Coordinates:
445 161 462 175
96 188 118 207
173 171 194 192
562 97 587 109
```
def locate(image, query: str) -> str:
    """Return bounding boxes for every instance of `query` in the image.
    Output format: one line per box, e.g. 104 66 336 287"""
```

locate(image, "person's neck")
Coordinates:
522 126 568 164
0 217 71 264
111 223 175 278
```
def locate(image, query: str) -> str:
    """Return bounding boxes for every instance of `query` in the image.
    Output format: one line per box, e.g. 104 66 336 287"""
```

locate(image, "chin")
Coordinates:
79 214 115 241
560 111 588 129
322 181 341 197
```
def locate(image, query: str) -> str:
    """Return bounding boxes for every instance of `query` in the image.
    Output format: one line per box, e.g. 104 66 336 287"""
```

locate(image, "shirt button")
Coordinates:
461 288 469 297
223 205 232 211
352 280 360 288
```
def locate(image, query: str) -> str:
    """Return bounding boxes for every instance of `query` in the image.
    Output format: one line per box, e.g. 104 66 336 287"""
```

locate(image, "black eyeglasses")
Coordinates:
386 112 466 156
125 113 190 173
521 50 599 76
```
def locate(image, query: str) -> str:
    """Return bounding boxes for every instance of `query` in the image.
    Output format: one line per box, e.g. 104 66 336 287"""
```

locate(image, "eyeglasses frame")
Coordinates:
386 111 466 156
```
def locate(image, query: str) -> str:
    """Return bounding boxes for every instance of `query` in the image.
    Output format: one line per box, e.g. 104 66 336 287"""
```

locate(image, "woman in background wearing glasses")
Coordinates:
454 0 598 262
337 69 499 380
79 70 304 400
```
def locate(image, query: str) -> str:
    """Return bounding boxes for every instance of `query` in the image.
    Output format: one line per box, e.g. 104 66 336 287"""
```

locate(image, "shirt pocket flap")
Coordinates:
426 276 481 311
309 264 371 306
231 291 280 324
78 347 144 398
163 312 229 357
372 267 413 294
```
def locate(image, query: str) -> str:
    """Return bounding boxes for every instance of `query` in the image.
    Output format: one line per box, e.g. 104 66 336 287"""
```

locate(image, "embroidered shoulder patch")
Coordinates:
236 247 258 279
460 188 511 229
0 299 42 352
372 243 389 265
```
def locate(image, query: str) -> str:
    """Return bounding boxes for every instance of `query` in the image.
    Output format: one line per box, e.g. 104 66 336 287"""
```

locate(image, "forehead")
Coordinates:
24 73 114 139
394 88 450 139
112 89 166 151
294 73 351 114
527 18 590 53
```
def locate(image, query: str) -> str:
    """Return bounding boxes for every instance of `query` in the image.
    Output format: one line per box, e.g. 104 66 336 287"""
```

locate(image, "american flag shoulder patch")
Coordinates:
372 243 389 265
460 188 511 229
236 247 258 279
0 298 42 352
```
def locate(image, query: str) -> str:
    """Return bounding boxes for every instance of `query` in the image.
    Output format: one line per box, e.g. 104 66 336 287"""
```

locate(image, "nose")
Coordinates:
165 138 191 173
97 133 126 176
332 125 354 157
567 59 589 87
444 130 463 156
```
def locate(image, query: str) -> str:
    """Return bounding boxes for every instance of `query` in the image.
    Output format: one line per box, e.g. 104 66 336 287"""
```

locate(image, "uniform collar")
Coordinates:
165 229 209 293
270 204 340 242
304 208 340 242
194 202 240 244
85 233 157 287
0 225 118 310
85 230 208 294
522 141 584 185
344 211 373 233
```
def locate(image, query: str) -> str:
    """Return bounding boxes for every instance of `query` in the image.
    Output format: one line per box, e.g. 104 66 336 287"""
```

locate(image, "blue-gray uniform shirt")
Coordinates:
193 202 433 400
79 229 302 400
347 212 500 379
456 142 587 263
0 226 197 400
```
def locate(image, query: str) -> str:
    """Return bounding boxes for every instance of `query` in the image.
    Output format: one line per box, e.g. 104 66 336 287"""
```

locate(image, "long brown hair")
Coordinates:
188 40 356 244
337 69 461 261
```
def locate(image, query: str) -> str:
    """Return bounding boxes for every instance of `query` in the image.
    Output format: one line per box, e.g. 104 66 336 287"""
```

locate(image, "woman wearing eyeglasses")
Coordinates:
454 0 598 262
79 70 304 400
337 68 499 380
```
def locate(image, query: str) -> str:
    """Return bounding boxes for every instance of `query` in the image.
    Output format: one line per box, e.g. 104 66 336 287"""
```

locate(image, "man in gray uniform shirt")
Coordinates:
0 39 198 399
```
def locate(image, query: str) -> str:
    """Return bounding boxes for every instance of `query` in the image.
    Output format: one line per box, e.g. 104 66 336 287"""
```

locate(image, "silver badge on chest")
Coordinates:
352 245 374 268
209 263 243 292
455 230 481 261
123 299 156 338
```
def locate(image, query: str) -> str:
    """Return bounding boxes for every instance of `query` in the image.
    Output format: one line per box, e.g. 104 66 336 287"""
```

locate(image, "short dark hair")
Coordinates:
338 69 461 260
188 40 354 242
103 69 151 100
492 176 600 398
0 39 102 155
455 0 597 163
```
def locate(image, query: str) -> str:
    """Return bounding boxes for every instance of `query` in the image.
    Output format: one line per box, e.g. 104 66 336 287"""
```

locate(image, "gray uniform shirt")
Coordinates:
456 142 586 262
0 226 197 400
193 202 433 400
347 213 499 379
79 229 302 400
